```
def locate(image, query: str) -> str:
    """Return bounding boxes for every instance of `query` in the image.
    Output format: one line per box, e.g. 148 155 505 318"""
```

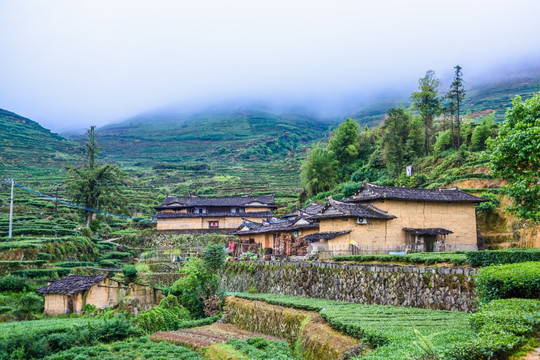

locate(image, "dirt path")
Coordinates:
524 346 540 360
151 323 284 350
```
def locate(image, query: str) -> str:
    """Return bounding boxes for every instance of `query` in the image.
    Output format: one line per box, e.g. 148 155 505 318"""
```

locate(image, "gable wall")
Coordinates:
369 200 478 250
44 294 68 315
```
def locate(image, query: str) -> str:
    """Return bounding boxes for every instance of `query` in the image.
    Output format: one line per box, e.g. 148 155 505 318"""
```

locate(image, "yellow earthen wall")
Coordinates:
319 200 478 251
371 200 478 250
84 279 123 311
44 294 68 316
237 228 319 250
157 216 265 230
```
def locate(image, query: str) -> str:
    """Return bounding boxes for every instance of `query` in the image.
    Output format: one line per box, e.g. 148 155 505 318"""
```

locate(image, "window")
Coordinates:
208 221 219 228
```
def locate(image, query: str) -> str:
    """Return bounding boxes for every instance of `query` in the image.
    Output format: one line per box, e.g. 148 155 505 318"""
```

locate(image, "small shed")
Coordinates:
403 228 453 252
37 275 125 315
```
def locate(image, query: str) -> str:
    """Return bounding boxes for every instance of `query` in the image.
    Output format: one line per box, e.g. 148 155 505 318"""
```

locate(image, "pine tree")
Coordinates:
447 65 466 148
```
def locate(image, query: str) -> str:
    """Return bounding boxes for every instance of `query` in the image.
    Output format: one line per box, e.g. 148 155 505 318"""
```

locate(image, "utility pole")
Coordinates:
9 178 14 238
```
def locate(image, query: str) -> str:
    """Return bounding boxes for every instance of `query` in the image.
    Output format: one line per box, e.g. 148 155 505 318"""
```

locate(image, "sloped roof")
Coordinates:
155 211 274 219
300 230 352 241
308 198 395 220
232 219 319 235
346 183 487 203
281 202 325 219
36 275 106 295
156 194 276 210
403 228 454 236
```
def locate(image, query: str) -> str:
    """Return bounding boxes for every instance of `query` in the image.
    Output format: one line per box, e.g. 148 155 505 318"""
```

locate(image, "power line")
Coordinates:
2 179 155 223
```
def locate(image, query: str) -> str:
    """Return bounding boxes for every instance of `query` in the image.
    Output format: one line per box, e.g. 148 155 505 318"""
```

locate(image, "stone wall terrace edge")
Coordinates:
220 261 478 312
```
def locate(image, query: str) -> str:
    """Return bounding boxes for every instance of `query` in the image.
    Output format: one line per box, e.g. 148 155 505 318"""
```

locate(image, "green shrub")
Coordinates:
0 275 32 291
98 251 132 261
202 244 226 273
476 262 540 302
334 253 467 266
466 249 540 267
54 261 95 268
445 298 540 360
121 265 137 282
37 252 53 261
134 295 191 333
12 268 71 278
14 293 44 315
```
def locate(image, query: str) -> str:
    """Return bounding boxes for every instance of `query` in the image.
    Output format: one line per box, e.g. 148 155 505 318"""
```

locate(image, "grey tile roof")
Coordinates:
300 230 352 241
36 275 106 295
157 194 276 209
347 183 487 203
308 198 396 220
281 202 325 219
231 219 319 235
155 211 274 219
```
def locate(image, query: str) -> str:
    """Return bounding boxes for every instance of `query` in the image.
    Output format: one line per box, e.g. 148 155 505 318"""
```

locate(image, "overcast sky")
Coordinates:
1 0 540 131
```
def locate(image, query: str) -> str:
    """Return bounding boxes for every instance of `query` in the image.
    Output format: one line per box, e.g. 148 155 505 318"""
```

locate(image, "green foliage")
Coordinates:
134 295 191 333
37 252 52 261
170 257 218 318
300 146 339 196
487 92 540 222
328 118 360 165
466 248 540 267
470 113 495 151
476 262 540 302
13 268 71 278
229 293 473 359
202 244 226 273
333 253 467 266
475 192 499 214
0 275 32 292
44 337 202 360
0 315 139 360
225 337 293 360
14 293 44 316
411 70 441 155
382 107 419 177
121 265 137 282
445 298 540 360
433 129 452 155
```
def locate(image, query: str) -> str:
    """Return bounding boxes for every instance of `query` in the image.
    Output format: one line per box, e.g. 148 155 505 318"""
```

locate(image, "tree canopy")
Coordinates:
487 93 540 222
411 70 441 155
300 146 339 196
66 126 127 226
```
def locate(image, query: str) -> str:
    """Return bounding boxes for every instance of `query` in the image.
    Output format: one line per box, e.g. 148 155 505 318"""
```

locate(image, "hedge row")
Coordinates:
466 249 540 267
53 262 95 268
476 262 540 302
333 253 467 265
334 249 540 267
445 299 540 360
12 268 72 278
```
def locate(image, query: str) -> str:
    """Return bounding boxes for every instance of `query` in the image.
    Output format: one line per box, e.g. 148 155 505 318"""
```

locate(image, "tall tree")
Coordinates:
411 70 441 155
487 93 540 222
382 107 412 177
328 118 360 166
300 146 339 196
67 126 126 226
447 65 466 148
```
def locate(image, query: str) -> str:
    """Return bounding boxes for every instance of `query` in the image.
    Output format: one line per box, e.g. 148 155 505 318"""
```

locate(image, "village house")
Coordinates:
37 275 124 315
305 183 486 254
154 194 276 233
233 216 319 257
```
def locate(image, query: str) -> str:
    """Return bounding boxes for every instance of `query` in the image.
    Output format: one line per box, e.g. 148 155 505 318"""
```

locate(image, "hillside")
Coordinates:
351 64 540 125
0 109 78 167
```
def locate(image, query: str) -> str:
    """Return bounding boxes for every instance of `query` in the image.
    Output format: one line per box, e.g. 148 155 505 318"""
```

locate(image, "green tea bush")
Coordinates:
12 268 71 278
334 253 467 265
226 337 293 360
476 262 540 302
0 275 32 291
98 251 132 261
466 249 540 267
0 315 140 359
445 298 540 360
43 337 202 360
53 261 95 268
37 252 53 261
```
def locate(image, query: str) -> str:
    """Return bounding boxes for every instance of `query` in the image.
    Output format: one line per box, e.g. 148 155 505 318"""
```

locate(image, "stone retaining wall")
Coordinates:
220 261 477 312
